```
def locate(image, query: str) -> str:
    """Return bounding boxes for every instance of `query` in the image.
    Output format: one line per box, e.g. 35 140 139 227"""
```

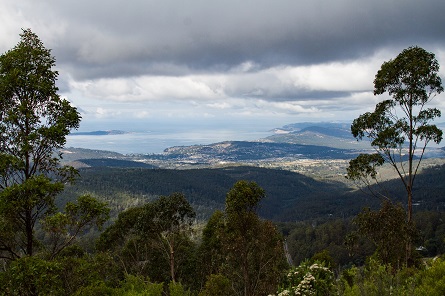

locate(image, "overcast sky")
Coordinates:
2 0 445 133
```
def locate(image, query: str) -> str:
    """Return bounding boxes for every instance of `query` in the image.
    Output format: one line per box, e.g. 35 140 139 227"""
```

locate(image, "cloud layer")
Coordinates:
2 0 445 128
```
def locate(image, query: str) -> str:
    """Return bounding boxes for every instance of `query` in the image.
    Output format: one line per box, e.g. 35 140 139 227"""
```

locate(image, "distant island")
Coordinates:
71 130 128 136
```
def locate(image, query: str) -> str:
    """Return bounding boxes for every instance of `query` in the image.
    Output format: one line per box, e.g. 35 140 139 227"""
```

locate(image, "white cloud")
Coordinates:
263 101 320 113
67 57 381 104
70 75 226 102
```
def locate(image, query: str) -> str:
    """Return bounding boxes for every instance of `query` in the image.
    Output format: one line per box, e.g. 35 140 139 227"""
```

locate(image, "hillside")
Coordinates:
60 163 445 222
60 166 355 221
266 122 371 150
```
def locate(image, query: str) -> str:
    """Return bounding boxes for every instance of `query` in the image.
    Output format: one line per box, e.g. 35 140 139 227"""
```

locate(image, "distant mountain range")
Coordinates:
267 122 370 150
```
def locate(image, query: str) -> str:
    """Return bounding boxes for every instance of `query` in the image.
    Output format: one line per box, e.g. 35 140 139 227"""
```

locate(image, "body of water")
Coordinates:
65 128 273 154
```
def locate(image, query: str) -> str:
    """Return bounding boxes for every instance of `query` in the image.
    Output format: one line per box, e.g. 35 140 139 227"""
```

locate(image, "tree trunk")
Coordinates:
408 93 413 221
243 256 250 296
25 209 33 256
169 242 175 283
406 95 413 265
406 186 413 266
407 186 413 223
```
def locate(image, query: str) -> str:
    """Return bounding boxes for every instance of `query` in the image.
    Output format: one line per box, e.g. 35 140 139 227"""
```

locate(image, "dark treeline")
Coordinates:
279 210 445 269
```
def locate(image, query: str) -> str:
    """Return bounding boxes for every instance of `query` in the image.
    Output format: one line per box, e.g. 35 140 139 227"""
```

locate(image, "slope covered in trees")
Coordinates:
59 163 445 222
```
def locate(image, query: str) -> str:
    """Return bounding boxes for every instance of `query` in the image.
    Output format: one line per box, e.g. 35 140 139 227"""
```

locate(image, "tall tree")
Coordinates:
198 210 226 284
221 180 287 296
136 192 196 283
0 29 81 259
346 46 443 223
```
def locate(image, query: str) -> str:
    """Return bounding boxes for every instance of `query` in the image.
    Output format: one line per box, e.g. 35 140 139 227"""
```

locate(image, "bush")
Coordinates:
414 257 445 296
337 257 415 296
275 260 335 296
73 282 115 296
0 256 63 295
169 281 192 296
199 274 232 296
119 274 164 296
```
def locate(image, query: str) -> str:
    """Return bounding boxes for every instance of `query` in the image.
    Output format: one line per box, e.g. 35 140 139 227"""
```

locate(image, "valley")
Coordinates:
58 122 445 222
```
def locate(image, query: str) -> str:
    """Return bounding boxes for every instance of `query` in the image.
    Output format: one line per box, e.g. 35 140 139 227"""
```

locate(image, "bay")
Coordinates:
65 128 273 155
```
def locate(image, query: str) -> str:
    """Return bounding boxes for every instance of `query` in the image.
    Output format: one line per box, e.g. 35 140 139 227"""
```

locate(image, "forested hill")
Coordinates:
60 164 445 222
60 166 352 221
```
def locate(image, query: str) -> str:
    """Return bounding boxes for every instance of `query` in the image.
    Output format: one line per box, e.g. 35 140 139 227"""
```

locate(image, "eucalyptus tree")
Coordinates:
97 192 196 284
0 29 90 259
221 180 287 296
346 46 443 223
136 192 196 283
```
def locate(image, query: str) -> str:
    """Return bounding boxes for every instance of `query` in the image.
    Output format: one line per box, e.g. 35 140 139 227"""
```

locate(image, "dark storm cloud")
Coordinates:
37 0 445 80
243 90 355 101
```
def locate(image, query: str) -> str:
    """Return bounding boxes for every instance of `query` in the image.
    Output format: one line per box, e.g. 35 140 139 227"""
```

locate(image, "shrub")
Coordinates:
199 274 232 296
0 256 63 295
414 257 445 296
275 260 334 296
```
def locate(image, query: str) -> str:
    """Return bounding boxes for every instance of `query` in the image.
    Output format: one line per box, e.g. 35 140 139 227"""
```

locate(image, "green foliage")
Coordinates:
337 257 414 296
0 251 120 295
136 192 196 237
351 201 418 269
197 210 226 284
225 180 265 215
414 211 445 256
275 260 335 296
0 28 80 185
285 218 370 268
43 194 110 259
218 181 287 296
347 46 443 223
97 193 197 285
198 274 232 296
118 275 164 296
96 206 144 252
57 251 121 295
346 153 384 182
374 46 443 101
281 209 445 270
414 258 445 295
169 281 193 296
75 279 164 296
311 249 336 269
73 282 115 296
336 257 445 295
0 256 63 295
0 174 64 258
134 192 196 283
